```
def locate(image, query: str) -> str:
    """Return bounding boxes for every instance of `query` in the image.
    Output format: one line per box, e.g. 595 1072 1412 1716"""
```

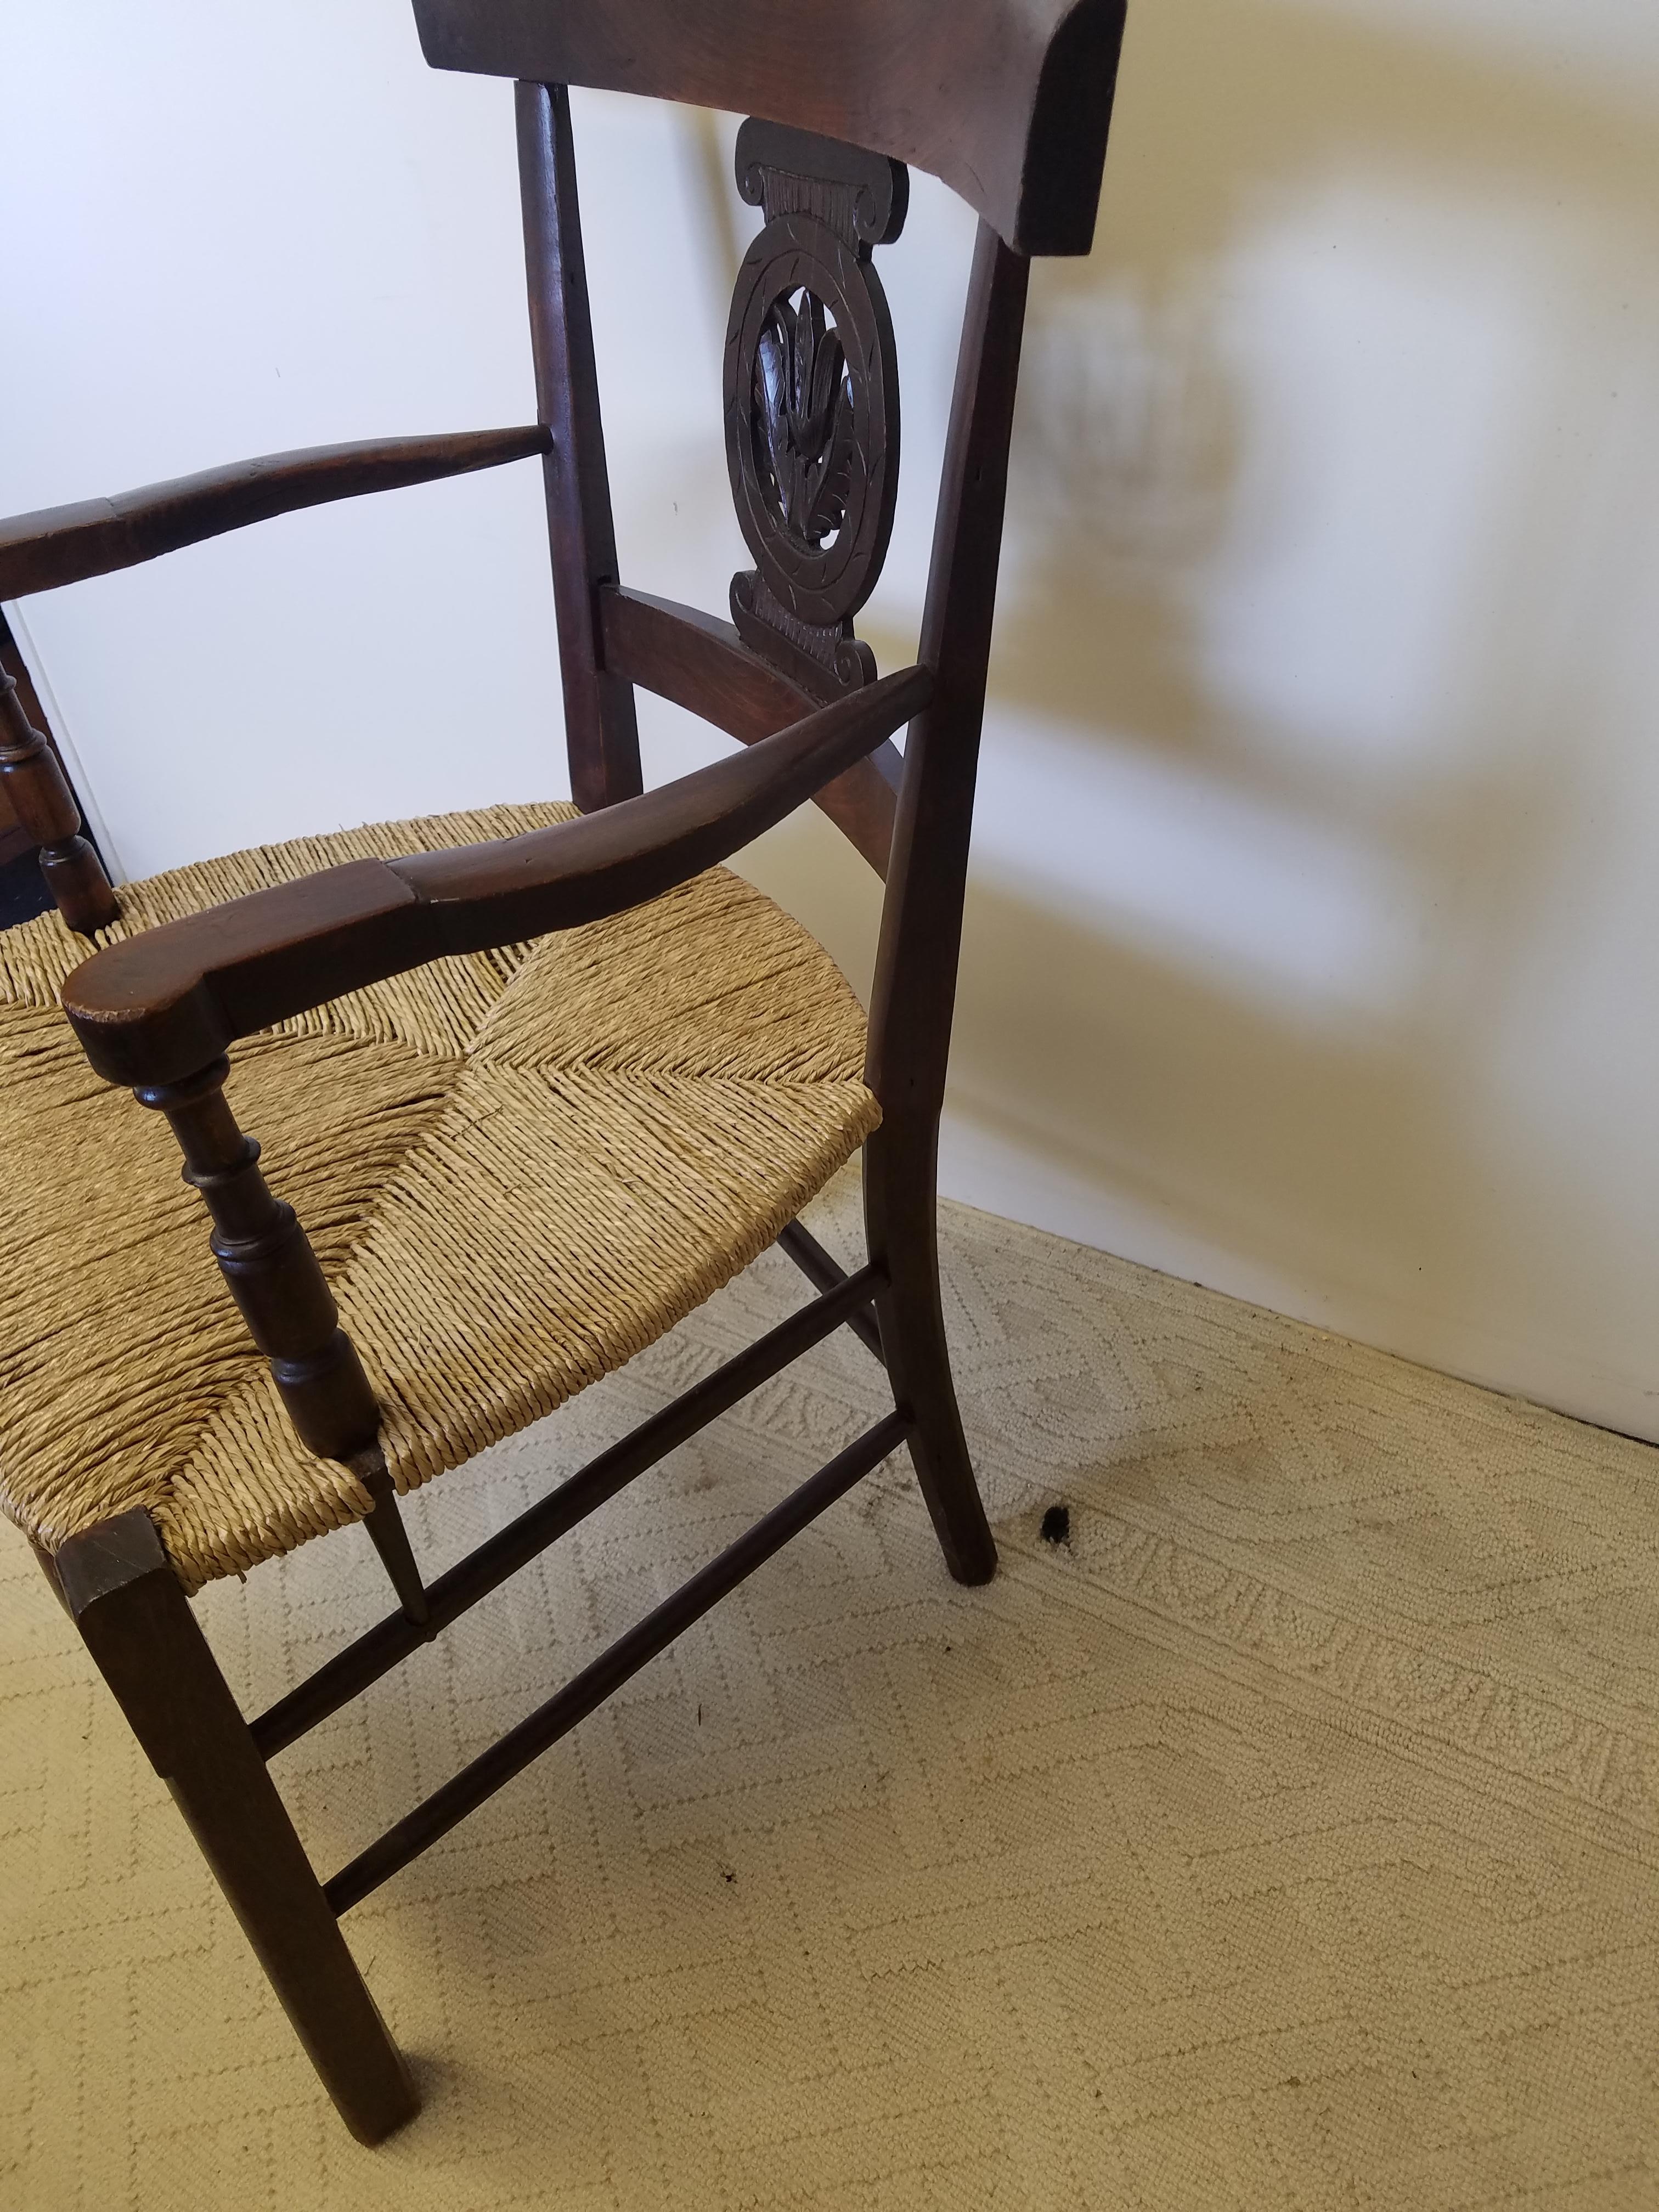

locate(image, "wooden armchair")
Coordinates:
0 0 1127 2143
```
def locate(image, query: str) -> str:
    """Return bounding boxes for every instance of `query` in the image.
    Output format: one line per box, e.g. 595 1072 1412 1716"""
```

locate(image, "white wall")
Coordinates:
8 1 1659 1441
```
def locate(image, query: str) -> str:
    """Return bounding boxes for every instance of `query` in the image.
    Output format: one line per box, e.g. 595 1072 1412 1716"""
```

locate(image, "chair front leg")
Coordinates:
134 1055 380 1461
52 1510 419 2142
133 1056 431 1618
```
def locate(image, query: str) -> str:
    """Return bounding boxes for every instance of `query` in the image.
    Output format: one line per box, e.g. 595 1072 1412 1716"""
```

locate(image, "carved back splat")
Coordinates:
724 121 907 700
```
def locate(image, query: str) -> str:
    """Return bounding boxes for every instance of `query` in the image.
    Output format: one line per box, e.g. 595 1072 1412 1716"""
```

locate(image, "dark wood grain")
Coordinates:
253 1263 884 1758
324 1410 909 1914
55 1511 417 2143
0 426 550 602
863 223 1035 1588
735 119 909 246
601 586 823 741
356 1449 430 1624
62 666 928 1086
599 586 901 874
517 81 643 810
865 228 1031 1121
392 659 919 936
69 859 423 1087
415 0 1128 257
0 615 47 866
724 125 903 698
776 1219 886 1364
0 661 117 934
133 1059 382 1462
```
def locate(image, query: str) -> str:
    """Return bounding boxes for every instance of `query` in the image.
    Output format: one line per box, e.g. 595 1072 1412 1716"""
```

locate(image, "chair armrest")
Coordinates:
0 426 551 599
61 663 930 1087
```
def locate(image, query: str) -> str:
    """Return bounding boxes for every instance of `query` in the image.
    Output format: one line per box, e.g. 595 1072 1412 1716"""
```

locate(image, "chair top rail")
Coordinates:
413 0 1128 257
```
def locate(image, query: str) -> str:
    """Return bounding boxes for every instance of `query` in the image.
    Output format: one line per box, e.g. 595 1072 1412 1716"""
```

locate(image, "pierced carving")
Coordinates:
755 290 853 551
724 121 907 699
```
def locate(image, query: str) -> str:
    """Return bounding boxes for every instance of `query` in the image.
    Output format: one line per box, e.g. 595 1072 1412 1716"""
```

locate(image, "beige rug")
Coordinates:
4 1167 1659 2210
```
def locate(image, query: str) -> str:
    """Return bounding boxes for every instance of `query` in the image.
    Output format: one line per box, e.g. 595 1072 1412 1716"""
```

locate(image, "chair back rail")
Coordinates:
517 82 644 810
598 586 902 875
415 0 1128 256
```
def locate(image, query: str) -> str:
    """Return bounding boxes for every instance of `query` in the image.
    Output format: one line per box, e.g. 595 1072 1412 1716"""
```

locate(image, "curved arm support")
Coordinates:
62 663 930 1089
0 426 551 600
599 585 902 876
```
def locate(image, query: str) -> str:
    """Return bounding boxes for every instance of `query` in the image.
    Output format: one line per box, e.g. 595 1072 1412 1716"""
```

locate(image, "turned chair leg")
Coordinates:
863 1121 997 1585
50 1510 419 2145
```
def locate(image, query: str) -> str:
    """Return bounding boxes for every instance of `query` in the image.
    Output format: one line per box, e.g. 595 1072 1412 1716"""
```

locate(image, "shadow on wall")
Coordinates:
803 0 1659 1434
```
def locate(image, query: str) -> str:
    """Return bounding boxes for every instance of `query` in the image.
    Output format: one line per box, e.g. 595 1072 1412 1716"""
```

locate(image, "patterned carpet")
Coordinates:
4 1166 1659 2209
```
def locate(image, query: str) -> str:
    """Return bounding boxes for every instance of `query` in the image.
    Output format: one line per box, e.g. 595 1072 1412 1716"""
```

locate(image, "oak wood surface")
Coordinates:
414 0 1128 256
0 426 551 601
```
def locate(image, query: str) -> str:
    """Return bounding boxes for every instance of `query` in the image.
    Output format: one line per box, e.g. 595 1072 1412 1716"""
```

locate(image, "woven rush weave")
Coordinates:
0 803 879 1592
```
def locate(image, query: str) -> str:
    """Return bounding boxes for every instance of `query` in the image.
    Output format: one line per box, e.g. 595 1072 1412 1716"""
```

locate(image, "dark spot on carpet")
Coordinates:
1040 1504 1071 1547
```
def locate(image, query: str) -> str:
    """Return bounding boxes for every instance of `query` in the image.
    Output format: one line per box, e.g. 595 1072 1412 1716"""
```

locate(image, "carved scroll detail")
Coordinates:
755 289 852 550
724 121 907 699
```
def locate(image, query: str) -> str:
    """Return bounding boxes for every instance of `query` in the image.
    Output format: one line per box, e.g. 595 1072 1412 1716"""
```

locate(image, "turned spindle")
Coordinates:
0 663 119 934
135 1058 380 1461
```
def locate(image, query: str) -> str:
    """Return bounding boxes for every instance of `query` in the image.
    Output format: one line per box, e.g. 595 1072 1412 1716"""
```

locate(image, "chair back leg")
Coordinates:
863 1120 997 1585
52 1511 420 2145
